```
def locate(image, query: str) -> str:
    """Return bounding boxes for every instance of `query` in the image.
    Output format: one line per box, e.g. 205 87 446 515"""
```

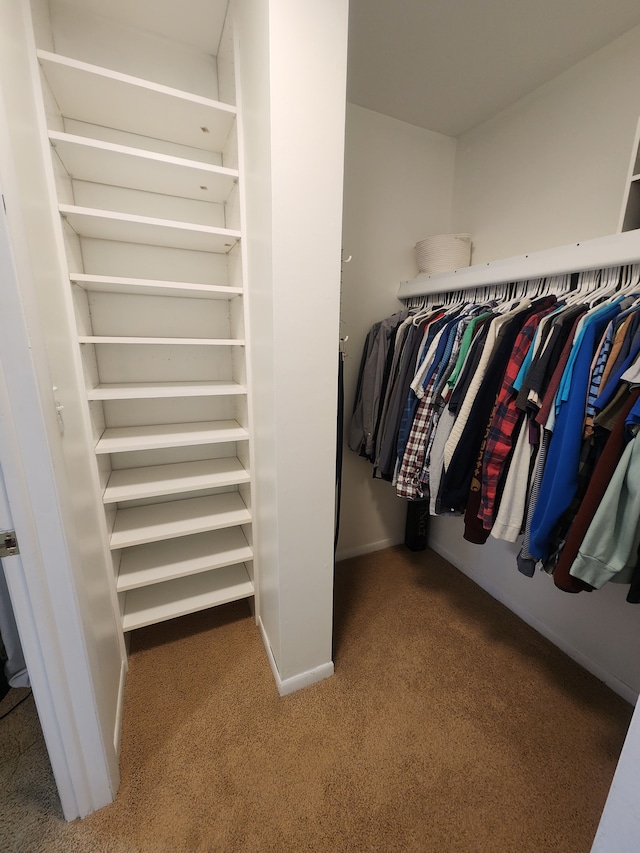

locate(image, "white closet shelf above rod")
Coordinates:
398 229 640 300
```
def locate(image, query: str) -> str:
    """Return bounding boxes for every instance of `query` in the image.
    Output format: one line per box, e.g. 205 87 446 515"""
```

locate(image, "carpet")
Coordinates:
0 546 632 851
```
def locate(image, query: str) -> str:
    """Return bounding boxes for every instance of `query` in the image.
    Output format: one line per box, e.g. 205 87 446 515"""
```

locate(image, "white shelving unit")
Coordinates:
34 4 255 634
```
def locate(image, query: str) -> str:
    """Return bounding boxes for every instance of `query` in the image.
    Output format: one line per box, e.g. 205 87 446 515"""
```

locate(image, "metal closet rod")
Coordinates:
397 229 640 301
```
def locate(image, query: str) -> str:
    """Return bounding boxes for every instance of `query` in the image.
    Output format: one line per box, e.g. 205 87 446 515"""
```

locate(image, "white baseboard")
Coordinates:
258 617 334 697
335 536 403 563
430 539 638 705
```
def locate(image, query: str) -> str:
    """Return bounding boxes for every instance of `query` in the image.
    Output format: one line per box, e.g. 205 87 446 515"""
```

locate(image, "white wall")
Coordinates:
337 104 456 560
452 24 640 264
234 0 349 691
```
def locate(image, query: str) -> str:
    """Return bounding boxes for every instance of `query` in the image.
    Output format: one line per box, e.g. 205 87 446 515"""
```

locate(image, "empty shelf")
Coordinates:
117 527 253 592
79 335 244 345
121 563 254 631
38 50 236 152
87 380 246 400
110 491 251 550
103 457 250 503
96 420 249 454
70 274 242 300
49 131 238 204
59 204 240 253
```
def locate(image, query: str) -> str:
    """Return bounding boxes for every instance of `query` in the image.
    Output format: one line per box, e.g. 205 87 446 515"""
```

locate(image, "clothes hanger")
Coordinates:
556 273 572 296
619 263 640 296
411 297 436 322
562 269 596 305
587 265 621 307
616 265 630 293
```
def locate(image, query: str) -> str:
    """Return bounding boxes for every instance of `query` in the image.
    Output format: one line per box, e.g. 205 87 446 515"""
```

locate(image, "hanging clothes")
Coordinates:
348 264 640 605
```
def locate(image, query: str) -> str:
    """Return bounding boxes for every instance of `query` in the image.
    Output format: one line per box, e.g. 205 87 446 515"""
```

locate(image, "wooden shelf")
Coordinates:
37 50 236 152
49 131 238 204
79 335 245 346
95 419 249 454
110 491 251 550
59 204 240 253
121 563 253 631
103 457 250 503
87 380 246 400
117 527 252 592
70 274 242 300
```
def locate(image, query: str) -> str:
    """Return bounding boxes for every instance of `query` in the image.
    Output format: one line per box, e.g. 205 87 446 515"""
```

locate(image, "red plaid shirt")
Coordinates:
479 304 556 529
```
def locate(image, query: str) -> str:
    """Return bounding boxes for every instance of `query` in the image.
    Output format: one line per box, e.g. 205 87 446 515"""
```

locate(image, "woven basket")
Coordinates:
415 233 471 275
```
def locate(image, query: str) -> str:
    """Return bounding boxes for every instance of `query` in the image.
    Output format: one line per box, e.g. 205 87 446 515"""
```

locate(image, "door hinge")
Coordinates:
0 531 19 557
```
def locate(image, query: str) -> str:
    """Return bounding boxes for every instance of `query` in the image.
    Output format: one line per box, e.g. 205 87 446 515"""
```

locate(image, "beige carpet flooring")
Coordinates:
0 546 633 852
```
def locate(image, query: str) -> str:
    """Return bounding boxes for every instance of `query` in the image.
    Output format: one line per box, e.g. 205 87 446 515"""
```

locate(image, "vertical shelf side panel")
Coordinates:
226 14 258 622
618 116 640 233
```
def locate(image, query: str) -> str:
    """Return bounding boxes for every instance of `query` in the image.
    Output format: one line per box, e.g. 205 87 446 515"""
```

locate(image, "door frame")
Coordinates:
0 174 117 819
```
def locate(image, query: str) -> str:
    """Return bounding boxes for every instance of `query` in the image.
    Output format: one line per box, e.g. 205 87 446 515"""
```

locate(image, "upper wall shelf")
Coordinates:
49 132 238 204
37 50 236 152
397 229 640 299
59 204 240 253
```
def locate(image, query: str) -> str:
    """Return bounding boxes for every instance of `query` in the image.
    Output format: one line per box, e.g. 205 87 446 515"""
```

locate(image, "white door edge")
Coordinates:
0 470 80 818
0 184 116 819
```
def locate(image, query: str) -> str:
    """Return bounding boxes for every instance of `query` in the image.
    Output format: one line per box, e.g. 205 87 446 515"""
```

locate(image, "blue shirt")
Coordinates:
529 301 621 560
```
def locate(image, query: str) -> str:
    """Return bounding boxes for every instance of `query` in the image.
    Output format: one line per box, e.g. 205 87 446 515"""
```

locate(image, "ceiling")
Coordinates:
347 0 640 137
58 0 640 139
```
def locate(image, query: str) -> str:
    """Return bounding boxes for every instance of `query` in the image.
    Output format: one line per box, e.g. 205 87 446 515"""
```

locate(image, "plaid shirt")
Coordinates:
418 318 469 490
479 304 555 529
396 313 469 500
394 313 446 472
